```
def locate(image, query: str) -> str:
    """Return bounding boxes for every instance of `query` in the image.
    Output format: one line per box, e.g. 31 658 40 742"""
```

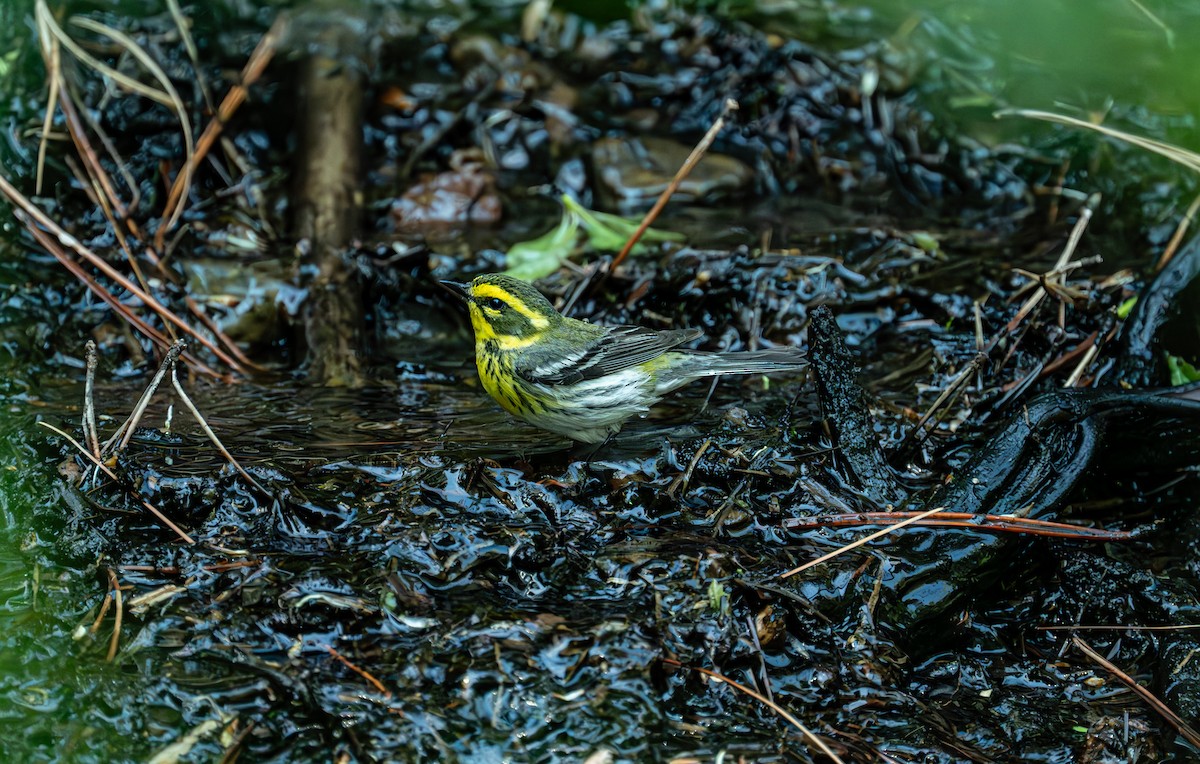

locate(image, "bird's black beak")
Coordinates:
440 280 470 301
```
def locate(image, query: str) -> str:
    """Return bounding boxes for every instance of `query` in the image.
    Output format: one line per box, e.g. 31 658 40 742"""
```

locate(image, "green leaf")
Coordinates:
562 195 684 254
910 231 941 255
1116 296 1138 319
1167 354 1200 386
707 579 728 614
503 210 581 281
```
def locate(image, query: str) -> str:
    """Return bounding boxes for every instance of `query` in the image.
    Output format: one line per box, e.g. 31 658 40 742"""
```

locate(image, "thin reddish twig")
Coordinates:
25 222 223 378
326 645 395 701
0 176 244 375
1072 636 1200 748
780 506 947 579
1040 624 1200 632
783 511 1134 541
662 658 844 763
106 568 123 661
610 98 738 270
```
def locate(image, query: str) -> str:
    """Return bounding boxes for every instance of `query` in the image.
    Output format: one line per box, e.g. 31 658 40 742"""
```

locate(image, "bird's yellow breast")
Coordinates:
475 344 540 416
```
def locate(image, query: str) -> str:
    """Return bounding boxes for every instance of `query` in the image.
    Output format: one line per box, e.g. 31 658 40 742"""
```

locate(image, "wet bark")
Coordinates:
293 44 365 386
807 306 904 507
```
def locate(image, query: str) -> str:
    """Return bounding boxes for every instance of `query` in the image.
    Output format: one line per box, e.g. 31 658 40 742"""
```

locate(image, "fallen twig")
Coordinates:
782 511 1135 541
780 506 947 579
662 658 845 763
1072 636 1200 748
327 645 395 700
1040 624 1200 632
610 98 738 270
104 340 187 453
38 421 196 544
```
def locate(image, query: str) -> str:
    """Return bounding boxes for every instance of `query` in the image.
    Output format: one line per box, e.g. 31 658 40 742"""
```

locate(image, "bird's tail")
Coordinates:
675 347 808 378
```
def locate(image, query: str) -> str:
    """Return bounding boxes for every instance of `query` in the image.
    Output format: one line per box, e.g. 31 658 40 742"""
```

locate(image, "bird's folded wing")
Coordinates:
521 326 703 385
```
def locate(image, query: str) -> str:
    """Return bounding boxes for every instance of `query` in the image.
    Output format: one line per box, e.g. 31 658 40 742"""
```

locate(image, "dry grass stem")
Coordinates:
83 340 100 458
900 351 987 453
783 511 1134 540
780 506 947 579
1006 193 1099 335
105 340 187 453
169 363 272 498
162 16 286 238
1062 342 1100 387
35 33 60 194
66 15 196 234
165 0 214 112
998 109 1200 173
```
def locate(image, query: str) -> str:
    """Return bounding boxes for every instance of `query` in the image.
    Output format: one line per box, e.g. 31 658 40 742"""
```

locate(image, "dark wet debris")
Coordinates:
1 2 1199 763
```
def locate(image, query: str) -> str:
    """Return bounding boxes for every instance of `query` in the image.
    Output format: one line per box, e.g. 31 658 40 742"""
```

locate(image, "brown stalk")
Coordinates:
1072 636 1200 748
0 175 244 374
56 90 163 308
662 658 845 763
106 567 123 661
160 16 286 236
1155 190 1200 273
54 69 130 221
782 511 1134 541
610 98 738 270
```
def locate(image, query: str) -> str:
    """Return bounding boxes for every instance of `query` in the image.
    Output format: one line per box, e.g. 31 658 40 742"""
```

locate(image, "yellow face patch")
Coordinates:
468 283 551 331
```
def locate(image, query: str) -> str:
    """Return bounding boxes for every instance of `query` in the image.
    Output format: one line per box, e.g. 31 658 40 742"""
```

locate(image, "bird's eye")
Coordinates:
486 297 505 310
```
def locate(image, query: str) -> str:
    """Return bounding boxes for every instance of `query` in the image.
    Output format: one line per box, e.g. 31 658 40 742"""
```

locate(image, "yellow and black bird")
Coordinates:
442 274 807 443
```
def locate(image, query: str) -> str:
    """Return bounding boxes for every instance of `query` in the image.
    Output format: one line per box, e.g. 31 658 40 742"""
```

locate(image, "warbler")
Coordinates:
442 274 807 443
